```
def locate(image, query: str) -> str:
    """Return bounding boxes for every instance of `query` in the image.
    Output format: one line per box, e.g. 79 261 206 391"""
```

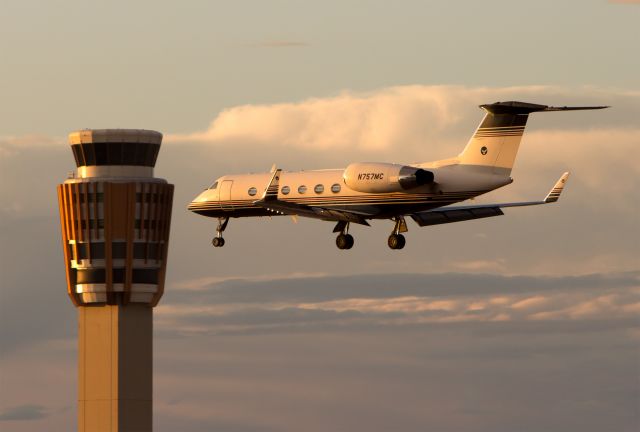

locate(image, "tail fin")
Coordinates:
458 101 608 176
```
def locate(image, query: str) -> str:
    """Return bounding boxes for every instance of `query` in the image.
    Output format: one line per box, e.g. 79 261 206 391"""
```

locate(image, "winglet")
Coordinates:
544 172 570 203
259 167 282 201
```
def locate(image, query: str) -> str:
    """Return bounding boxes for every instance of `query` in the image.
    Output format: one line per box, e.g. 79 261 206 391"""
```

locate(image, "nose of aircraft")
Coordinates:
187 190 210 212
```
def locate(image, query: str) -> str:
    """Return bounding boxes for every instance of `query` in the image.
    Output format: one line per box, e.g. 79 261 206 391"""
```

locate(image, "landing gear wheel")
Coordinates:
388 233 406 250
344 234 354 249
212 217 229 248
336 233 354 250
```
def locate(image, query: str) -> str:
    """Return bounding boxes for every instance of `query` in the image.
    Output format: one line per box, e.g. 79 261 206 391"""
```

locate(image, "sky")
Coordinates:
1 0 639 431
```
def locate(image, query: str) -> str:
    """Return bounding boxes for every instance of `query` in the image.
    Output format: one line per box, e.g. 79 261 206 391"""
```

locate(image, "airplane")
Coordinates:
188 101 607 250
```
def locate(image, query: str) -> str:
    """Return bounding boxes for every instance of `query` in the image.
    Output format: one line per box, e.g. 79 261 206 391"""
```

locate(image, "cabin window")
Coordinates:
209 181 218 190
298 185 307 194
314 184 324 194
331 183 341 193
281 186 290 195
248 187 257 196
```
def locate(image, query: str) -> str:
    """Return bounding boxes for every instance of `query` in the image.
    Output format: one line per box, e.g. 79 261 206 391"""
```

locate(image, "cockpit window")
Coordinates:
209 181 218 190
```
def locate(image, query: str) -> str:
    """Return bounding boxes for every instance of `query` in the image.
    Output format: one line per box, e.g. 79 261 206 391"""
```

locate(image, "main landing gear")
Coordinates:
333 221 354 250
212 217 229 248
388 216 408 250
332 217 408 250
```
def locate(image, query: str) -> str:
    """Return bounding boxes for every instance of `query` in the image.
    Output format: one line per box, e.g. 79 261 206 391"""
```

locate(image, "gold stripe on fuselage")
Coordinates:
187 190 487 216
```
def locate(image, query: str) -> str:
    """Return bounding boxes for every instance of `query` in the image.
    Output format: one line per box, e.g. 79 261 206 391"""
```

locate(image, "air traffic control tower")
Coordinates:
57 129 174 431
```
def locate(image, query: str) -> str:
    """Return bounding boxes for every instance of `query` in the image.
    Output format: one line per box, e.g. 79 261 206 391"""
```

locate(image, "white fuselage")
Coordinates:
188 161 513 219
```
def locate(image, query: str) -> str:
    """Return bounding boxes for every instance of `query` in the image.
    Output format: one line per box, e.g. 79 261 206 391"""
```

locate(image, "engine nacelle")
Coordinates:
343 162 434 193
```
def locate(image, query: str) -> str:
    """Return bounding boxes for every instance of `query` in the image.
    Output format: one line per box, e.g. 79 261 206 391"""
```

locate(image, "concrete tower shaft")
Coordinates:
57 129 173 431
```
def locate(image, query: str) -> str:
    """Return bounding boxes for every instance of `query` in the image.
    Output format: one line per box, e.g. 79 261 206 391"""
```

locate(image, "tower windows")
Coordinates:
70 142 161 167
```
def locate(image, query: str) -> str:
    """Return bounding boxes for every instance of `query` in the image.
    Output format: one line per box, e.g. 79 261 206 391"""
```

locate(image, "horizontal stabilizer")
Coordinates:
480 101 609 115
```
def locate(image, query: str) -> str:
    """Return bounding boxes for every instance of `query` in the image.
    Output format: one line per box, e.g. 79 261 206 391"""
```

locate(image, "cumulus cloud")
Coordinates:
165 85 505 152
512 128 640 208
165 85 638 157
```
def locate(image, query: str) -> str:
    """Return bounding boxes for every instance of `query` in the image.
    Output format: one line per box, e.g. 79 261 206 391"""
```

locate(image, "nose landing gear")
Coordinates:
212 217 229 248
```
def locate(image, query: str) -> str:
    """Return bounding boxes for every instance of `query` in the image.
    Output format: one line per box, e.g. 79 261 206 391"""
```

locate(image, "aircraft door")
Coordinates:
219 180 234 210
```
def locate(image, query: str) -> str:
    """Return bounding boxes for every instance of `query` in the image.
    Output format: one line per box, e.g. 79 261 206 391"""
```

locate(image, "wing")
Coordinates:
410 172 570 227
253 167 371 226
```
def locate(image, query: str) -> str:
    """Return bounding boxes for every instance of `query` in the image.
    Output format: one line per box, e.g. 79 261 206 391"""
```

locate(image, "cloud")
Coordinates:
1 272 637 432
156 271 640 336
165 85 500 152
7 85 636 168
0 404 48 421
0 134 63 159
453 258 507 272
513 127 640 209
165 85 638 156
174 272 329 291
151 271 639 430
152 299 639 432
167 271 639 304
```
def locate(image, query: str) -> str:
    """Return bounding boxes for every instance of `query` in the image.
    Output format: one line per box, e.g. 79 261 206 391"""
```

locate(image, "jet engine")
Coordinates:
342 162 434 193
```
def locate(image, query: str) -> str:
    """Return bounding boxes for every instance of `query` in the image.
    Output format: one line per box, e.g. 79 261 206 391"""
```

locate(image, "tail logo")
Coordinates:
480 146 488 155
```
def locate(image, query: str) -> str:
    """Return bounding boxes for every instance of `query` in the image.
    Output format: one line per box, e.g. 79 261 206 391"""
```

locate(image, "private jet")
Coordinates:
188 101 607 250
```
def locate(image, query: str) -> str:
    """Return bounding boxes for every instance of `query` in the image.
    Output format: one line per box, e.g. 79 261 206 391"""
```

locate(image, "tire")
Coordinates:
212 237 224 247
336 234 349 249
344 234 354 249
388 234 403 250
